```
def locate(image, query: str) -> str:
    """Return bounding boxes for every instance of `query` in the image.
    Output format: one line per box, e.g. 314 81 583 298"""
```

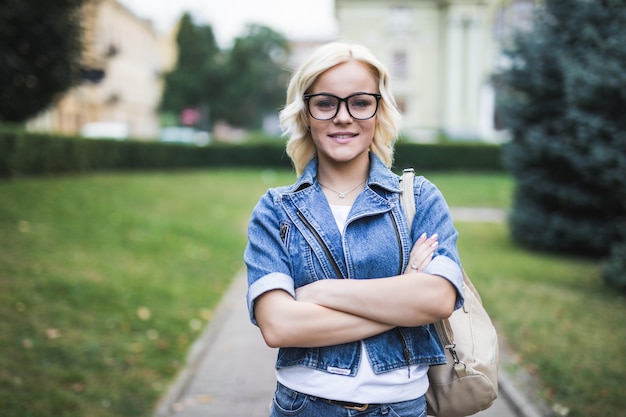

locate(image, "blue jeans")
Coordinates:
270 382 427 417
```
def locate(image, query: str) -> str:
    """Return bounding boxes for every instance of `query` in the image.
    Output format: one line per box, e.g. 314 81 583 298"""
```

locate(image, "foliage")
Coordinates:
159 13 222 131
603 239 626 291
0 0 86 122
0 127 505 178
393 142 503 172
160 17 290 130
214 24 290 129
495 0 626 266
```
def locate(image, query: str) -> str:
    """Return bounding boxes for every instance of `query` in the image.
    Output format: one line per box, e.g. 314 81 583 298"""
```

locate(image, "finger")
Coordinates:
410 234 437 257
409 241 438 273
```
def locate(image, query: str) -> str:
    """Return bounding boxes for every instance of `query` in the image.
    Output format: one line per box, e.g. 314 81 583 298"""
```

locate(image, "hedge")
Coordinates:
0 128 504 178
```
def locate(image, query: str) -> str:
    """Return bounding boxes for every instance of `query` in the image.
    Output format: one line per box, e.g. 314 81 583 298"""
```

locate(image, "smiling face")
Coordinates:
306 60 379 169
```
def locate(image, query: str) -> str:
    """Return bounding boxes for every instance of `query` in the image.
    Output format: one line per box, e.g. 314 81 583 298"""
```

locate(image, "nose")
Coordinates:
333 100 353 122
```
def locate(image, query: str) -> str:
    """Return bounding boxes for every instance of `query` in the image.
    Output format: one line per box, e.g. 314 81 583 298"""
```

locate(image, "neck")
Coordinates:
317 156 370 190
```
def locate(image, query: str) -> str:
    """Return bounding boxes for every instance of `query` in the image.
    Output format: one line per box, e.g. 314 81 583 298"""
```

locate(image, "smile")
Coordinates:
329 132 358 139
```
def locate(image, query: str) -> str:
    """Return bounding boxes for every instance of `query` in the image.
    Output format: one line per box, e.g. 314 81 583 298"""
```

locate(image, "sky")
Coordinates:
117 0 338 47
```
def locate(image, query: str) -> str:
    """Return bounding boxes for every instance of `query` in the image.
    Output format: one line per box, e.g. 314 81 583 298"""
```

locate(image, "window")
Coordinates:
388 6 413 32
392 51 408 79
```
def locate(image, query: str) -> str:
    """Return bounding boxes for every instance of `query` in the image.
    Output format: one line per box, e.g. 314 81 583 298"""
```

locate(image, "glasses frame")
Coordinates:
303 92 382 121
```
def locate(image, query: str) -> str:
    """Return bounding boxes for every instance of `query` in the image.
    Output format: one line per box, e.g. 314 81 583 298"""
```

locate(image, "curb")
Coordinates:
152 271 246 417
498 371 544 417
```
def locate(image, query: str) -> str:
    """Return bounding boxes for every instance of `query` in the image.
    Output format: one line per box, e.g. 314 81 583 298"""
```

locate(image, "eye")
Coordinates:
350 96 375 109
313 97 337 110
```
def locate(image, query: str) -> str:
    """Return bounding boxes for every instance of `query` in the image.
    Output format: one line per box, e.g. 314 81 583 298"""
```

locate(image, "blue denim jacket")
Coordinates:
244 153 464 376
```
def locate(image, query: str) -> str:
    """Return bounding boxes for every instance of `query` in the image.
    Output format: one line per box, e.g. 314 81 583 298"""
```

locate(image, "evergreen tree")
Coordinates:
0 0 86 122
495 0 626 290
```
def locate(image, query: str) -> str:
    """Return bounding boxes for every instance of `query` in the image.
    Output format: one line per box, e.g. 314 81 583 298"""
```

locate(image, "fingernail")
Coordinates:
431 233 438 240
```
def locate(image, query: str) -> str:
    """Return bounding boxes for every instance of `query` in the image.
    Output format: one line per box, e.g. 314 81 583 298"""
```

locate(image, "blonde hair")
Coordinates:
280 42 402 176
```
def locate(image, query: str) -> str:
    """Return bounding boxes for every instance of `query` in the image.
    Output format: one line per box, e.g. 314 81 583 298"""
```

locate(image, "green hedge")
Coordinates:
394 142 503 172
0 128 504 178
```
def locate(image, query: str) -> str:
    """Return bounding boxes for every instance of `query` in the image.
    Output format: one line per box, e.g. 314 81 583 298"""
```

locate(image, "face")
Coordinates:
306 60 378 168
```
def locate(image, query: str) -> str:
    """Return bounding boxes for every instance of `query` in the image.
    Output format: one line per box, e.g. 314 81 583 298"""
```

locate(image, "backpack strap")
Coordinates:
400 167 456 355
400 168 416 228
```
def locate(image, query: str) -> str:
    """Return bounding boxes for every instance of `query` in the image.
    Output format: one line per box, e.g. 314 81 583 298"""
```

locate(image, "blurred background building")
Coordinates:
27 0 176 139
336 0 534 142
26 0 534 142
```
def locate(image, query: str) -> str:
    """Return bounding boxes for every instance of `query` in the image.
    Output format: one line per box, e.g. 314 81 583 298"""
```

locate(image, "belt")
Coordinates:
323 399 373 411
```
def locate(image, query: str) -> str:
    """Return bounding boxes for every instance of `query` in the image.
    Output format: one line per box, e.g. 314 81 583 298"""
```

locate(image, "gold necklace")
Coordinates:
318 180 366 199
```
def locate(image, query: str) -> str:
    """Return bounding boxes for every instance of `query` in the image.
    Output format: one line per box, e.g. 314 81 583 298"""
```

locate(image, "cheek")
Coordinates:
364 119 377 137
308 121 325 139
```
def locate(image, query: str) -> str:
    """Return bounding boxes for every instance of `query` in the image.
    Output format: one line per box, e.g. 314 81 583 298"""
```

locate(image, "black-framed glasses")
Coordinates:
303 93 382 120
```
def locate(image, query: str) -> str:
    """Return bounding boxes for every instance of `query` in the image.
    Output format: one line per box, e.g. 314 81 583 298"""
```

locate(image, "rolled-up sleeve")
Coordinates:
246 272 295 325
414 177 465 310
244 190 295 325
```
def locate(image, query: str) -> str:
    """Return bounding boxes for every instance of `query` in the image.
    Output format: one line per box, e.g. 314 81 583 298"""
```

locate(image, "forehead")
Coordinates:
309 60 378 95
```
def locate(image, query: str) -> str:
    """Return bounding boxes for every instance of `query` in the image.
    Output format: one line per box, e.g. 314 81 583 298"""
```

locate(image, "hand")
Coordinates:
406 233 438 274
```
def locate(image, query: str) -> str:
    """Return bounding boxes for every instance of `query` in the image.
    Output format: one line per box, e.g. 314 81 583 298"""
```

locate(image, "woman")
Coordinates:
244 42 464 417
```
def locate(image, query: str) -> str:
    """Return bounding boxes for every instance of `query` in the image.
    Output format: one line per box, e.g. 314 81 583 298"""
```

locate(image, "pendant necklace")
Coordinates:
318 180 366 199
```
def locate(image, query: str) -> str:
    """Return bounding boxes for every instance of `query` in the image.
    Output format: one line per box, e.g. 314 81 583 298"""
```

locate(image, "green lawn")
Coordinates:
0 169 623 417
457 222 625 417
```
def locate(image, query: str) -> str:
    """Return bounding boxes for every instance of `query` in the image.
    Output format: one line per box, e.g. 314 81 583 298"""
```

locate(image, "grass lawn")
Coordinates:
0 169 288 417
457 223 625 417
0 169 624 417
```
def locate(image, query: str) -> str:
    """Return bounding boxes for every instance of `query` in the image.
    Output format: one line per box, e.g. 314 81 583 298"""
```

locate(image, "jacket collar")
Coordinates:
291 152 401 194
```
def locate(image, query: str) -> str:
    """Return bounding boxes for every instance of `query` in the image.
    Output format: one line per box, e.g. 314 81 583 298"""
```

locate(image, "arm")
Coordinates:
295 232 453 328
254 289 394 348
295 271 456 328
253 233 439 348
297 177 465 327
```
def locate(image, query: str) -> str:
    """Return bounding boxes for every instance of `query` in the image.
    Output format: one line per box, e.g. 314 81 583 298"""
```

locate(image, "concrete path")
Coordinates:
154 207 543 417
153 274 276 417
449 207 508 223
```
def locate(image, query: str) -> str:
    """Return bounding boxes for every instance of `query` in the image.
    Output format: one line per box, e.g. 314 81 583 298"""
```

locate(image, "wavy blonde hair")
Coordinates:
280 42 402 176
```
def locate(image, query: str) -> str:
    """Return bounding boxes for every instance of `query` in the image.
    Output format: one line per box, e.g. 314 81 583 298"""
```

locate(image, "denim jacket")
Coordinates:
244 153 464 376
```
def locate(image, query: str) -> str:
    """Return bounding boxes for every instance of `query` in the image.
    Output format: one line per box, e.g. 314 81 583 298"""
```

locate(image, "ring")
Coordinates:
410 263 418 270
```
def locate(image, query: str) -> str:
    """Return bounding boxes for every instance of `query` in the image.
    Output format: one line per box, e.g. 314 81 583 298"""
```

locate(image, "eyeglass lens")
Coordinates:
307 94 379 120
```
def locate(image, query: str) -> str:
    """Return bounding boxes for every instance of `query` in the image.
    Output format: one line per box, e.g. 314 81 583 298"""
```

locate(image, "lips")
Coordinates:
329 132 358 143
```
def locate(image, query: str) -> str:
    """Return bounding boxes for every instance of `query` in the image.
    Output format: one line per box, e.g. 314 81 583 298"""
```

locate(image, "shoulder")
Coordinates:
250 182 303 222
412 175 440 195
257 182 298 203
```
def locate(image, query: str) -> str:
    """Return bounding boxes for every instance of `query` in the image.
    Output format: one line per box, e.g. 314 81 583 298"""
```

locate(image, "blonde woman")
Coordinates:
244 42 464 417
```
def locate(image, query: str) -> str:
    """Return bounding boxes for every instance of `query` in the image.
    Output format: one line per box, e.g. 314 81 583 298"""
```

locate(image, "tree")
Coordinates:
160 13 222 130
0 0 86 123
495 0 626 289
214 24 290 129
161 18 289 131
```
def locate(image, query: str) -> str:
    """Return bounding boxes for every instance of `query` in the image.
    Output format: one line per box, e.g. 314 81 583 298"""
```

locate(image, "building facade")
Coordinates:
28 0 176 139
335 0 534 142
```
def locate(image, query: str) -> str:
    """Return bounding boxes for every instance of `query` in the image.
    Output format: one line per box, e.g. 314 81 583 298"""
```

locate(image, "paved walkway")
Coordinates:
153 208 543 417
